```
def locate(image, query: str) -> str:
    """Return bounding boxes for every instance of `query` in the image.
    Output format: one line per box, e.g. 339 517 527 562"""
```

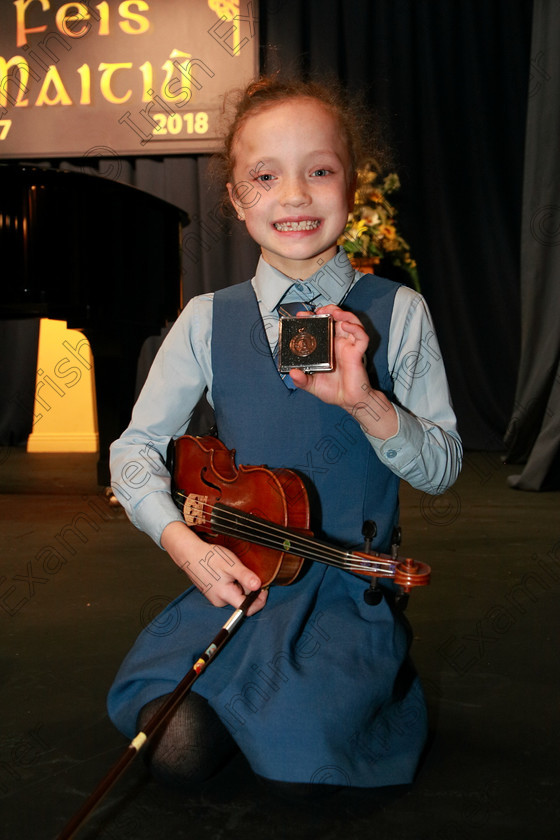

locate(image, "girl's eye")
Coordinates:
311 169 331 177
256 173 275 182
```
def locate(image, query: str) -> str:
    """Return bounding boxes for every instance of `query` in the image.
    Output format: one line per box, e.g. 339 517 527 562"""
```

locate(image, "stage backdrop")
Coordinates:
5 0 558 489
0 0 258 157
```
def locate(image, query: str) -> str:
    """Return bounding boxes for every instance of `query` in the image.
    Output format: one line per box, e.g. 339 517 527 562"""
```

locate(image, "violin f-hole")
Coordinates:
200 466 222 496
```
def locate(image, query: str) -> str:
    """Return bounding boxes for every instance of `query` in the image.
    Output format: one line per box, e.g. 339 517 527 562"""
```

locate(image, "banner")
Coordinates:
0 0 258 157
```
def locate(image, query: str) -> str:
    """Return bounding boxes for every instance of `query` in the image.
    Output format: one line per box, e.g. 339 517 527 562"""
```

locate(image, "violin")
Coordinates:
171 435 430 593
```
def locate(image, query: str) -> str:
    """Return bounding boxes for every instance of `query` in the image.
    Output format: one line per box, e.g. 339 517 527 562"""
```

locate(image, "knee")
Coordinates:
146 743 209 789
136 693 237 790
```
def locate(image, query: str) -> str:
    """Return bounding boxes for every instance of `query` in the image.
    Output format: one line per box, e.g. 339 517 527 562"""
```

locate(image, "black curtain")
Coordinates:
261 0 532 451
504 0 560 490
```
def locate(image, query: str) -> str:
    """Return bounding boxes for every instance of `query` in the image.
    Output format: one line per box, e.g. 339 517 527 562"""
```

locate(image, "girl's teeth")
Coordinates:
274 220 320 231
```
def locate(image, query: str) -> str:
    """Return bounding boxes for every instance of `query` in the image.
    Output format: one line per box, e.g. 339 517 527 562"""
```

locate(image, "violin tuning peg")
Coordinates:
391 526 402 560
394 592 409 612
362 520 377 541
364 582 383 606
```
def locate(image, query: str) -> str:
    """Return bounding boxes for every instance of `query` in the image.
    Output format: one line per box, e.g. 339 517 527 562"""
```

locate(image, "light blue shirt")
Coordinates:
110 250 462 545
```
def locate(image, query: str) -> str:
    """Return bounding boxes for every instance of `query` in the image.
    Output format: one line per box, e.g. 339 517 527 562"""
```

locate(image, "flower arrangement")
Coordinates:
339 162 420 291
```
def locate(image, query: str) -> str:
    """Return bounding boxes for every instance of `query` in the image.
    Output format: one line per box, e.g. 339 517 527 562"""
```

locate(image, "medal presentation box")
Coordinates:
278 315 335 374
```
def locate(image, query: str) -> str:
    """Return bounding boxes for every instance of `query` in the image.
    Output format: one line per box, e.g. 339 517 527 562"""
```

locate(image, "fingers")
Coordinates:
162 524 266 613
230 553 262 594
295 305 367 347
217 580 268 615
245 588 269 616
197 544 265 612
213 582 268 615
287 367 311 389
314 303 362 326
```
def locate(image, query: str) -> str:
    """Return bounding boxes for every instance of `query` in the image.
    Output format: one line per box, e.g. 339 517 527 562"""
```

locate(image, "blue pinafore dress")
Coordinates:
107 275 428 788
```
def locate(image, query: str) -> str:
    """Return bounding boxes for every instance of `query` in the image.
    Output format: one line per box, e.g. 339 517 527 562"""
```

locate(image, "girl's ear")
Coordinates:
227 182 245 221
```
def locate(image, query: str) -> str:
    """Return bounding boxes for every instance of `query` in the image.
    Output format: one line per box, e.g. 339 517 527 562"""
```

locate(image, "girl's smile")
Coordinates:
272 217 321 232
227 97 355 279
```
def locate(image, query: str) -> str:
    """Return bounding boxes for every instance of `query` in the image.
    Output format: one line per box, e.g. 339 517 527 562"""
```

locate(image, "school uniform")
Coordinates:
107 249 461 787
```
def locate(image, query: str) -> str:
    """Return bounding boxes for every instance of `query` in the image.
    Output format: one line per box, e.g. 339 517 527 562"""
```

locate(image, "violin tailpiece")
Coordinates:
183 494 209 527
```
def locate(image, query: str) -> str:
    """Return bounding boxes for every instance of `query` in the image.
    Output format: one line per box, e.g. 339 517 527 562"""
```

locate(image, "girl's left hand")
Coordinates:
288 305 370 411
289 305 398 440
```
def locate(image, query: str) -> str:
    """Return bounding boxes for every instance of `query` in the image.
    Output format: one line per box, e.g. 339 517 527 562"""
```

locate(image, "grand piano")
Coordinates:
0 163 187 485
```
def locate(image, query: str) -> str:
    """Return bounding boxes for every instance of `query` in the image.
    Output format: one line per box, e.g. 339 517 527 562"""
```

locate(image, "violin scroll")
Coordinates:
393 557 431 592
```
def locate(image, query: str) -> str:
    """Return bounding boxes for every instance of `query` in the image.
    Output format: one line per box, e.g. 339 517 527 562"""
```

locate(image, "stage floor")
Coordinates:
1 448 559 839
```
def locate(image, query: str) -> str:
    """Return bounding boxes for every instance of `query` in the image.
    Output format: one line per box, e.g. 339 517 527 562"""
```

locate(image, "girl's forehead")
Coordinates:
244 97 338 131
232 98 349 162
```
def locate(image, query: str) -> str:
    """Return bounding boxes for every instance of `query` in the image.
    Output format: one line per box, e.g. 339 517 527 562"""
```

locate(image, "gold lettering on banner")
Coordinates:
0 56 213 108
0 56 30 106
35 64 72 105
208 0 241 56
96 1 110 35
161 49 192 103
98 61 133 103
118 0 150 35
139 60 153 102
14 0 49 48
55 3 91 38
76 62 91 103
14 0 152 46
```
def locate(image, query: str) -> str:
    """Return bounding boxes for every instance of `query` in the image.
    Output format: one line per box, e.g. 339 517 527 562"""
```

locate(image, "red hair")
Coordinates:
212 75 381 193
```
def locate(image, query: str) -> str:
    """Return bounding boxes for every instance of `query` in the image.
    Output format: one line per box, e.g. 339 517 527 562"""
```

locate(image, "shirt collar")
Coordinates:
252 248 357 313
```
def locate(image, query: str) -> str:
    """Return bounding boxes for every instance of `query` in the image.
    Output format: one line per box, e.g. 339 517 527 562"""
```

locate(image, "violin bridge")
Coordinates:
183 494 209 527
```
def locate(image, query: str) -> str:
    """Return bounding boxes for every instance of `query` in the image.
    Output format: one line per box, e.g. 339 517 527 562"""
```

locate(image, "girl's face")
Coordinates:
227 97 355 280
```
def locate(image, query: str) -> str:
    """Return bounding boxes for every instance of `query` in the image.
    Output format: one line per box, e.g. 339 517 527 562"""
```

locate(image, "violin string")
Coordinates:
211 507 393 575
173 491 396 576
174 489 354 568
174 491 392 573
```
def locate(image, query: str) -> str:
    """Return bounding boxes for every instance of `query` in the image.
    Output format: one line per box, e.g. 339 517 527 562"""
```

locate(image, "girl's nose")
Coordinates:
280 176 311 207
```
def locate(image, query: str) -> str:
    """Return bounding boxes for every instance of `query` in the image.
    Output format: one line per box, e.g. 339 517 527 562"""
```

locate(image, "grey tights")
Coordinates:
137 692 238 788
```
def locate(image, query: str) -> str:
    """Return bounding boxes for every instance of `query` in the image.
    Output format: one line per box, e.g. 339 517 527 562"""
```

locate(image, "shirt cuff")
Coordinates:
366 405 425 469
134 491 185 548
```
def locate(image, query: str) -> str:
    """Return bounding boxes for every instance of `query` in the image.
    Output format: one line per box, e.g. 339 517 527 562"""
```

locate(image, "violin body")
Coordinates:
172 435 310 586
172 435 431 592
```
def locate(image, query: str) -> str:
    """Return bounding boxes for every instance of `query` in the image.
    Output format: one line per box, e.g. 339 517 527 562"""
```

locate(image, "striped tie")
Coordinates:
277 300 316 318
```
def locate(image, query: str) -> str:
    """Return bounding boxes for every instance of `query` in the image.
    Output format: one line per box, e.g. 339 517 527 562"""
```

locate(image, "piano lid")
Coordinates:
0 163 188 325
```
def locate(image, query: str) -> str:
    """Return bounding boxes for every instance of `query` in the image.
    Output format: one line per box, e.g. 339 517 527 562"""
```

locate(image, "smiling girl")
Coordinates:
107 76 462 796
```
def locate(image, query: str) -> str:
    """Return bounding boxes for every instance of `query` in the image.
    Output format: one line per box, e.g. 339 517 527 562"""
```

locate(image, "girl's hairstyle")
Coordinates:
212 74 386 195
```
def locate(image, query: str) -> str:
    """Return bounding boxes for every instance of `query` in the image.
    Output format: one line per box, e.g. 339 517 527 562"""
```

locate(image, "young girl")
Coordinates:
107 77 462 795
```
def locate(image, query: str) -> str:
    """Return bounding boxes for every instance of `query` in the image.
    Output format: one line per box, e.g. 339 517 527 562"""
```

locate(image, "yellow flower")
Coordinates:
378 224 397 240
341 164 420 290
354 219 371 236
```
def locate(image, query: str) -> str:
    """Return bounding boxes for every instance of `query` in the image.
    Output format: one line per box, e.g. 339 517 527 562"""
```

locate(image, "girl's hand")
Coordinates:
161 521 267 615
288 304 399 440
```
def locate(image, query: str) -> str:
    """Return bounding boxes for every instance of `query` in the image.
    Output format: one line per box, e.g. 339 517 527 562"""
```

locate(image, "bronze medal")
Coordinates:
289 327 317 357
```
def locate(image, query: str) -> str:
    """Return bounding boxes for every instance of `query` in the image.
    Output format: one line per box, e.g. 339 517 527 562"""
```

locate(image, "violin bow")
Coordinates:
56 589 262 840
